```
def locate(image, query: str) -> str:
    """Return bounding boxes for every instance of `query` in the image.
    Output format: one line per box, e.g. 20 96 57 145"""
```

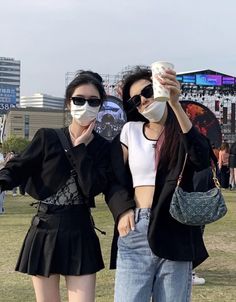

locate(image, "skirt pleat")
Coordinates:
15 204 104 277
80 228 104 274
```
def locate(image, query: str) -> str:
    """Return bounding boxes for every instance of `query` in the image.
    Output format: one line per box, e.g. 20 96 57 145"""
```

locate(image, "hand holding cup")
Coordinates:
151 61 181 105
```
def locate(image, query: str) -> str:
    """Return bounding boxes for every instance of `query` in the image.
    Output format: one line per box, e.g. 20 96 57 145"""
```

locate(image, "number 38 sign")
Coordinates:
0 86 17 114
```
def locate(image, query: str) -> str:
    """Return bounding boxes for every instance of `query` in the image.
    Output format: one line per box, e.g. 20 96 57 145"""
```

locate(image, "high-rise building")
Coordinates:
20 93 64 110
0 57 20 112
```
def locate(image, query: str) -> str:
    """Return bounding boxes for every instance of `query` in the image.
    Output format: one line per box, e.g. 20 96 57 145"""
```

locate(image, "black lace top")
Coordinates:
40 172 84 205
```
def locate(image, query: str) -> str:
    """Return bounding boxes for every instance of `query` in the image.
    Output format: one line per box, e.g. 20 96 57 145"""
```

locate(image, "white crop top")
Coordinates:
120 121 158 187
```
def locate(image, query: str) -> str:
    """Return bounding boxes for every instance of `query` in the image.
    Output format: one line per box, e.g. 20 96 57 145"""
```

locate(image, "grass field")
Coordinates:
0 192 235 302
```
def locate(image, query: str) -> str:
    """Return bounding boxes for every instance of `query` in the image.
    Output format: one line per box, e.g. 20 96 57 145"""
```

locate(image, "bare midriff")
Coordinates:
134 186 155 208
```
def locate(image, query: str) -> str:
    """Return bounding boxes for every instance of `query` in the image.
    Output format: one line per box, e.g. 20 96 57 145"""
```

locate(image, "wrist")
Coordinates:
169 101 182 110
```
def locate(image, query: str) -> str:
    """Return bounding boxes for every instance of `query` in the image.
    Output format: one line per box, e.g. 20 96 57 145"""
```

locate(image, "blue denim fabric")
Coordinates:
114 208 192 302
0 192 5 214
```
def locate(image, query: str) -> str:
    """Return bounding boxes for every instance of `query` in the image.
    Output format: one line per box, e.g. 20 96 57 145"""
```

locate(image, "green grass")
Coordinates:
0 192 235 301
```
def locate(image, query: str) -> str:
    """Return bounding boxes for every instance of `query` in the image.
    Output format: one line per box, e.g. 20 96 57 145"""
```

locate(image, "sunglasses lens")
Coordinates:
128 96 141 108
71 97 101 107
133 96 141 107
88 98 102 107
71 97 86 106
141 84 153 99
127 84 153 109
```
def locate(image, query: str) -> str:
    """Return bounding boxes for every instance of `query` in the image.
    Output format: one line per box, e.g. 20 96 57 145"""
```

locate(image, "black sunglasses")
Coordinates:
71 97 102 107
127 84 153 108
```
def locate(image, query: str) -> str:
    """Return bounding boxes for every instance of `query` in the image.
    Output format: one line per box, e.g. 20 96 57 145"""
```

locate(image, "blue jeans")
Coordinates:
114 208 192 302
0 192 5 214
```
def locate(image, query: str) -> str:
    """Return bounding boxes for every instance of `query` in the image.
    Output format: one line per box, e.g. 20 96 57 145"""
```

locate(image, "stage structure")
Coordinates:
65 65 147 99
177 69 236 144
65 68 236 144
65 71 123 98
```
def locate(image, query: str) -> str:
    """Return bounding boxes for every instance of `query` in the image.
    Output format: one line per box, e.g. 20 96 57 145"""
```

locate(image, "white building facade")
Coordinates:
20 93 64 110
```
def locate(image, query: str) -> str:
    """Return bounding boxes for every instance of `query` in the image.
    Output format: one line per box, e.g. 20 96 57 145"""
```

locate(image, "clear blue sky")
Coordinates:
1 0 235 97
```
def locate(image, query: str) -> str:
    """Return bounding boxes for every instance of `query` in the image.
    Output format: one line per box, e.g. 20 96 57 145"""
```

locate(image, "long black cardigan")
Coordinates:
0 128 111 206
106 126 210 269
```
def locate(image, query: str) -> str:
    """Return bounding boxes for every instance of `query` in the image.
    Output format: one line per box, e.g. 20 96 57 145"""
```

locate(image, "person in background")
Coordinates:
107 66 210 302
229 141 236 190
0 151 18 213
218 142 230 189
0 191 4 214
0 154 4 214
211 143 219 161
4 151 18 196
0 70 111 302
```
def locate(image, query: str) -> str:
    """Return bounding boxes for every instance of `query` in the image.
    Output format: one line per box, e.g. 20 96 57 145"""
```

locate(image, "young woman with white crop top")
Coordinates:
107 66 211 302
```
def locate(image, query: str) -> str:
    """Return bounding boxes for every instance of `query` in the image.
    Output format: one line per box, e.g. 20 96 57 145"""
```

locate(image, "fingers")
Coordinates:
81 120 95 136
80 120 96 138
155 68 176 79
157 73 179 87
117 209 135 237
88 120 96 131
156 72 181 96
129 212 135 231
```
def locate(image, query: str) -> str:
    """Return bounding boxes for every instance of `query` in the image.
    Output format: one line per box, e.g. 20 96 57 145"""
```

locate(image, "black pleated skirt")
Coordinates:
15 204 104 277
229 154 236 168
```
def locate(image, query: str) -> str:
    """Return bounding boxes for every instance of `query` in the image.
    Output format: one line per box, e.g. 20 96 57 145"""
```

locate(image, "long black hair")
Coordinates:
121 66 181 169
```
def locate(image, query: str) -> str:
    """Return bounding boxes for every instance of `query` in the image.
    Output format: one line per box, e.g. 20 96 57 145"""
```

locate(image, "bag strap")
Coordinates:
54 128 71 152
54 128 85 198
211 162 221 189
177 153 221 189
176 153 188 187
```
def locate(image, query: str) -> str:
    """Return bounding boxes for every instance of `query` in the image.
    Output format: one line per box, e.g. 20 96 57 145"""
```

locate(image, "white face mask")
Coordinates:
140 101 166 122
70 101 100 126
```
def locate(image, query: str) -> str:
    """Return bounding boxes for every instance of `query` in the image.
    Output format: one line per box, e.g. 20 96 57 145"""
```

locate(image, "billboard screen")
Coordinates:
222 76 235 85
196 74 222 86
176 76 183 81
182 75 195 83
0 85 16 113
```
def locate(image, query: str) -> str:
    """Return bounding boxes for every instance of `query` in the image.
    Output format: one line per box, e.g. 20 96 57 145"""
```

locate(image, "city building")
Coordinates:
0 57 20 112
20 93 65 110
3 107 66 141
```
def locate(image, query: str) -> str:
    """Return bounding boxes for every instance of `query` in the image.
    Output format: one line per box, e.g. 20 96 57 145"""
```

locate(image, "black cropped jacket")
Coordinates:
0 128 111 207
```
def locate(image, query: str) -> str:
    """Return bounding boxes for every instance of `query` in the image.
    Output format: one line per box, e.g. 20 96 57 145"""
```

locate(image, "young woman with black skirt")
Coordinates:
0 71 111 302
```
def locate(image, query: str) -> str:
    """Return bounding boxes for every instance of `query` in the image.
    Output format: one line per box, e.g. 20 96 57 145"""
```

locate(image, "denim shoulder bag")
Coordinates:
169 154 227 226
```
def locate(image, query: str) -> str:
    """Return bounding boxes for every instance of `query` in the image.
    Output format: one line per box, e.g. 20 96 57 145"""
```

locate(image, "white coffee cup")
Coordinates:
151 61 174 101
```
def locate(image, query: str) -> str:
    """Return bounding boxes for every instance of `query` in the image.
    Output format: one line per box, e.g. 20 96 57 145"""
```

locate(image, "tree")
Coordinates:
1 136 30 155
